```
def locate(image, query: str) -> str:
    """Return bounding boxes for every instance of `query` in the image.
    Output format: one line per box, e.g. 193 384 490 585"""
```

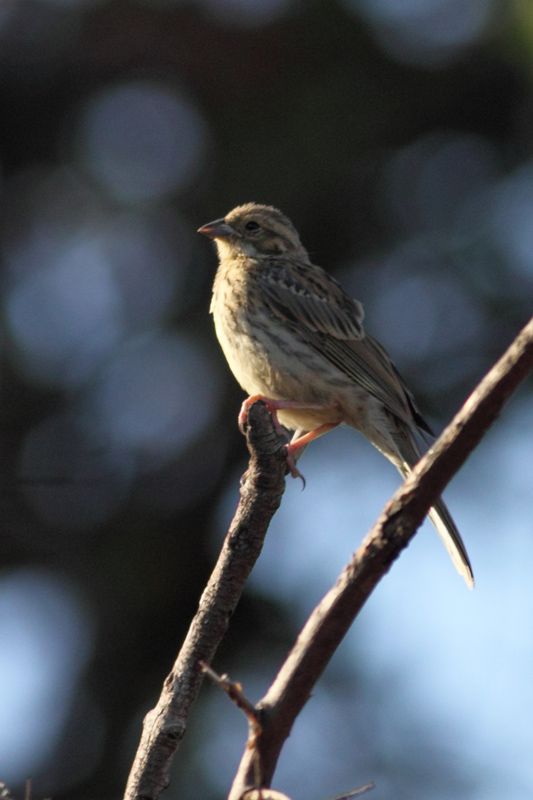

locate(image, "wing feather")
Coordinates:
259 258 365 340
258 257 429 431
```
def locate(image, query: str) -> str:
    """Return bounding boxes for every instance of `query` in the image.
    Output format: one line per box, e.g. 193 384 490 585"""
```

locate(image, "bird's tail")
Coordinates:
392 435 474 588
426 498 474 588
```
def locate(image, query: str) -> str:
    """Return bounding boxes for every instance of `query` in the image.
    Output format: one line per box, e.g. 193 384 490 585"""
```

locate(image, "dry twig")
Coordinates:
123 401 288 800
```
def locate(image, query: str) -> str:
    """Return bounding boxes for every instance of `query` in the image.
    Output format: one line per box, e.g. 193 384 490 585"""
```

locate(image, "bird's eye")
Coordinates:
245 220 260 232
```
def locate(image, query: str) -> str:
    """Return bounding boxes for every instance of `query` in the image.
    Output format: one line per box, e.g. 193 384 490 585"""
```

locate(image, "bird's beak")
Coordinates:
197 218 237 240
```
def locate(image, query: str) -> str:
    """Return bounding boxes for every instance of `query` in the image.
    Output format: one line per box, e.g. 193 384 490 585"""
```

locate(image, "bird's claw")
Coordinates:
238 395 287 437
238 398 253 433
285 445 306 489
239 394 306 487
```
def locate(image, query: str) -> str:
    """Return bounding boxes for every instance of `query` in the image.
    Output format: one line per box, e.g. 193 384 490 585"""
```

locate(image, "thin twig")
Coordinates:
328 783 375 799
201 663 375 800
201 661 264 788
228 316 533 798
200 661 262 728
123 401 288 800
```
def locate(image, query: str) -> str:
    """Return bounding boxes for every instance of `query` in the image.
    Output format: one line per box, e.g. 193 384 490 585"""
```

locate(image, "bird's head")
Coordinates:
198 203 308 260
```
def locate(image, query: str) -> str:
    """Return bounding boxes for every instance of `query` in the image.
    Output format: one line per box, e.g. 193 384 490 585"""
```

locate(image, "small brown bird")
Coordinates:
198 203 474 587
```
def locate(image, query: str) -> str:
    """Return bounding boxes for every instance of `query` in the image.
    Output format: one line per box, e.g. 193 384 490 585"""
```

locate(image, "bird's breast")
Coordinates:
210 259 364 428
211 262 270 395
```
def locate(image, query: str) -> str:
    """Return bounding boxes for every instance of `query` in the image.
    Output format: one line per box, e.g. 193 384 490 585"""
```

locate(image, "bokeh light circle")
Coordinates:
78 81 208 202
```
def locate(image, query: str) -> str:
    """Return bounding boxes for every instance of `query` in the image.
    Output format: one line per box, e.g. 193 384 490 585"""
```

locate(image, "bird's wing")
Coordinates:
363 334 434 435
259 258 365 340
259 258 428 430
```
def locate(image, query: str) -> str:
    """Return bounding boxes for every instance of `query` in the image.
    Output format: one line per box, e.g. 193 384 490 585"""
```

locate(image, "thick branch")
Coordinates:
123 401 288 800
229 316 533 799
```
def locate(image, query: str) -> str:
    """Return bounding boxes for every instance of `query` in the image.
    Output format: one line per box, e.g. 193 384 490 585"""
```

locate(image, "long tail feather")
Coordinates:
427 500 474 588
392 437 474 588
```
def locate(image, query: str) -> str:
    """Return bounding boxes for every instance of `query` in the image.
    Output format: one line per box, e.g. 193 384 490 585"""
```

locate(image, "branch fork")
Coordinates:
124 317 533 800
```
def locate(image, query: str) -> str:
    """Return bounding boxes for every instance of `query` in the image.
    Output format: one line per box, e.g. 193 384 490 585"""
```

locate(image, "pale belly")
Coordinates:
213 308 366 433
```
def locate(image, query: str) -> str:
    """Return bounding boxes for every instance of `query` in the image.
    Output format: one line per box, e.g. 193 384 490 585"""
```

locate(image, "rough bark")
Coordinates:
123 401 287 800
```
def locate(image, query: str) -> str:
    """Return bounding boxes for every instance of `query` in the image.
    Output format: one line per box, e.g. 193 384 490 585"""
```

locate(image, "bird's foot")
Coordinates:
284 423 339 488
238 395 307 484
284 444 306 488
238 395 326 435
239 397 339 487
238 394 288 436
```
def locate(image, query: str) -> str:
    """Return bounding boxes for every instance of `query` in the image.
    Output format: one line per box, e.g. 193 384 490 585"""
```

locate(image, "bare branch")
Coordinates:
123 401 288 800
228 316 533 798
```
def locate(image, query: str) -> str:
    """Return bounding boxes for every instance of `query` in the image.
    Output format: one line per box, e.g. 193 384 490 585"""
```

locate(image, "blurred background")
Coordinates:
0 0 532 798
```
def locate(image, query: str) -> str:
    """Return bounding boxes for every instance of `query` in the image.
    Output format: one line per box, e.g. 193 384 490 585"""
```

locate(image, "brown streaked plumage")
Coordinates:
198 202 474 587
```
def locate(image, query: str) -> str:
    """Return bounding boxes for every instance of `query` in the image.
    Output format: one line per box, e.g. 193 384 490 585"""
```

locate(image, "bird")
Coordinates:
198 202 474 587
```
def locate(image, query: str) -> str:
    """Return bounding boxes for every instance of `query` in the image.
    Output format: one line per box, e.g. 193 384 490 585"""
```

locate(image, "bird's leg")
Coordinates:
239 395 339 484
238 394 325 436
287 423 340 458
238 395 331 484
282 423 339 483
